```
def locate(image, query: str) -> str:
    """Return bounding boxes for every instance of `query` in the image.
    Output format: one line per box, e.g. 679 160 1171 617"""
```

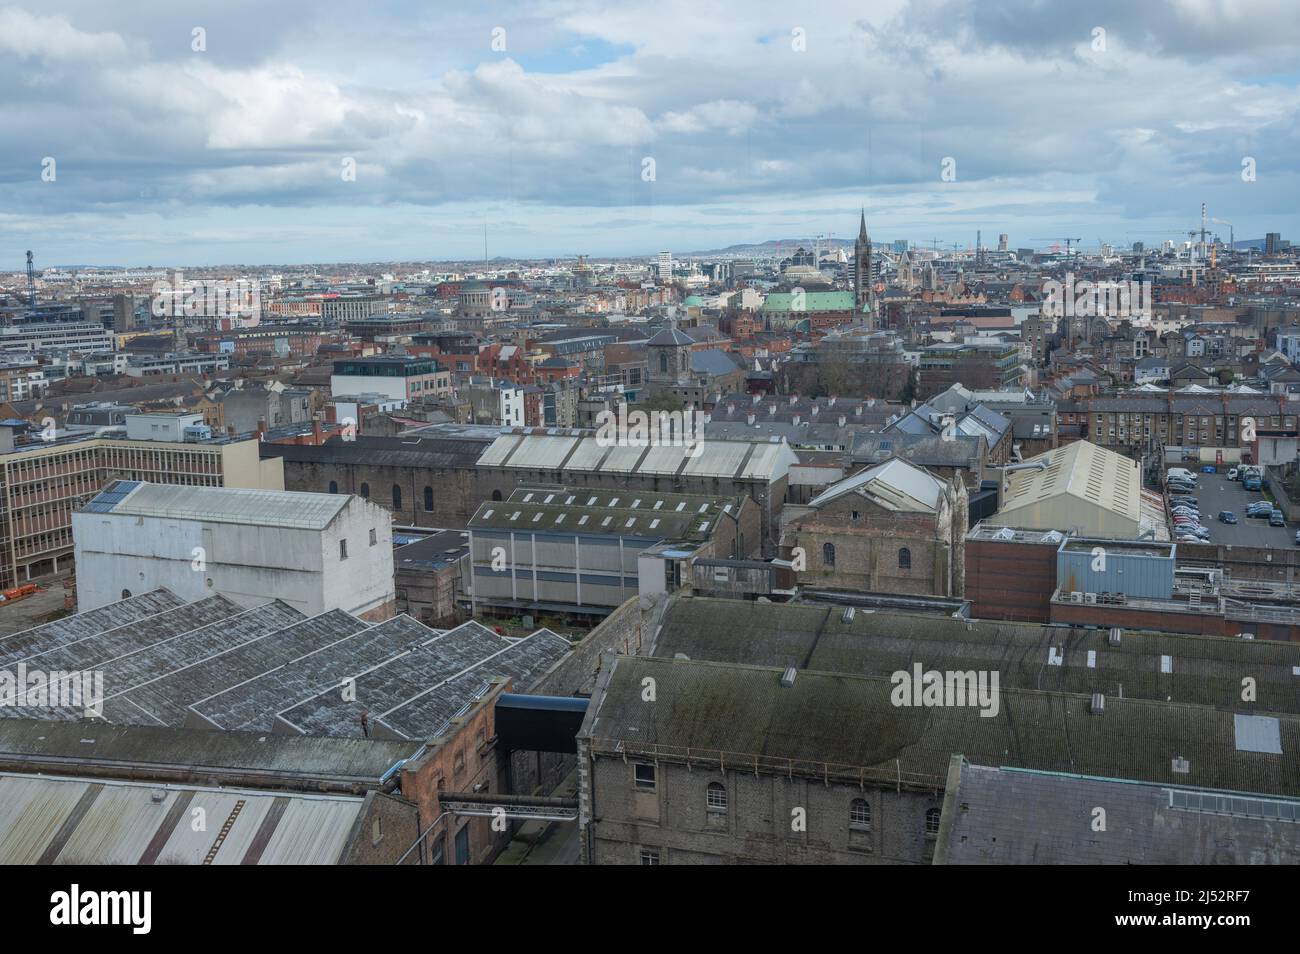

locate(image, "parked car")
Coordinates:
1271 511 1287 528
1202 465 1217 473
1219 511 1238 524
1294 529 1300 546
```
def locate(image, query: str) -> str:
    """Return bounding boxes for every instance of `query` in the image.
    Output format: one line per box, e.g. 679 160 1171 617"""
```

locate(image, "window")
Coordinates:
822 542 836 567
706 782 727 812
369 528 377 546
491 489 502 501
339 539 348 560
634 763 656 791
925 807 941 835
850 798 871 828
424 486 434 512
898 547 912 570
639 848 660 865
328 480 338 494
360 482 370 499
392 484 402 511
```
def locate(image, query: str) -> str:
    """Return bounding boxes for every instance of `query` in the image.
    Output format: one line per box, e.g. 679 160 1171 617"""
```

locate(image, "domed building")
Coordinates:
455 281 493 330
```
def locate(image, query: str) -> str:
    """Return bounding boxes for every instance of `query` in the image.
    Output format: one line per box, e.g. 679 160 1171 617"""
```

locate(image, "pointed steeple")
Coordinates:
858 207 868 242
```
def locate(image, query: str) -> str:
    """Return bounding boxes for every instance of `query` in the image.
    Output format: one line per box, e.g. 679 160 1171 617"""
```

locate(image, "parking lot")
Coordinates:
1167 470 1297 549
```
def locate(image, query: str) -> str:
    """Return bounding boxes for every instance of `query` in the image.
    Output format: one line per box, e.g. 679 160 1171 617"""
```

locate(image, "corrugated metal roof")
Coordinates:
0 773 363 865
87 482 352 531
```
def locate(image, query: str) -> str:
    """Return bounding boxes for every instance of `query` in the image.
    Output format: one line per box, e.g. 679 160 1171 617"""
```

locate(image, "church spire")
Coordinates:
858 207 868 242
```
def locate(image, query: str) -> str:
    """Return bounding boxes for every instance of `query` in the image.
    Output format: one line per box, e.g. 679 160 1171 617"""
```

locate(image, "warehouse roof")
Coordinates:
806 458 945 512
583 655 1300 796
478 429 798 482
82 480 352 530
0 589 572 742
994 440 1140 532
935 760 1300 864
0 772 372 865
468 486 741 541
647 597 1300 714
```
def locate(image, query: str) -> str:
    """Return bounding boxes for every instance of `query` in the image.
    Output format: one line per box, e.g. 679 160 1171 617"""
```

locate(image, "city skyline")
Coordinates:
2 0 1299 266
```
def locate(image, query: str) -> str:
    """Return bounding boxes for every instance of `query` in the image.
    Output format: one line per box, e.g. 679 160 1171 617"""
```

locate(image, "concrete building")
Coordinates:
0 425 282 590
331 355 451 402
73 482 396 619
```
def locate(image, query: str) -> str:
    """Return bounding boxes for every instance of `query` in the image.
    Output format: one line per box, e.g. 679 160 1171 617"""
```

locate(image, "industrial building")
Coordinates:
466 486 761 618
575 593 1300 864
985 440 1165 539
474 429 799 549
72 481 397 619
780 458 968 597
935 759 1300 865
0 421 282 590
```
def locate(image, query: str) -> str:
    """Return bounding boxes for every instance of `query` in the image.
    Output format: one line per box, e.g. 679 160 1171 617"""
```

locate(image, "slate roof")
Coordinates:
0 588 572 742
583 654 1300 796
648 597 1300 714
936 760 1300 864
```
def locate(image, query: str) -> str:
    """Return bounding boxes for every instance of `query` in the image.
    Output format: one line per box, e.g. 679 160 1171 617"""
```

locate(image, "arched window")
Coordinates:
360 482 370 499
706 782 727 812
822 542 836 567
424 485 434 512
898 547 912 570
491 489 503 502
925 807 942 835
850 798 871 828
392 484 403 511
659 351 669 373
121 588 132 600
328 480 338 494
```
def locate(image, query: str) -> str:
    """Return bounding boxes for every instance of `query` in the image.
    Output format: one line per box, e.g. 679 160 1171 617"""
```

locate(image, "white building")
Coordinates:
72 482 395 618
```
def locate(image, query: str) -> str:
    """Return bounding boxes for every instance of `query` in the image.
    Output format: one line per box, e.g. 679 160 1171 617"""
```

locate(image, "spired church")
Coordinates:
852 208 877 329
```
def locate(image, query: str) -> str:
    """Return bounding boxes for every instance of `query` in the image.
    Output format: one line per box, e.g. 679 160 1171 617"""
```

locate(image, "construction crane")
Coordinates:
25 251 36 307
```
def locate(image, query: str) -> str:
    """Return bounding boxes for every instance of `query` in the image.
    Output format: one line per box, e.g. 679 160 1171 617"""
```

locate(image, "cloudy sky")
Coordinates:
2 0 1298 266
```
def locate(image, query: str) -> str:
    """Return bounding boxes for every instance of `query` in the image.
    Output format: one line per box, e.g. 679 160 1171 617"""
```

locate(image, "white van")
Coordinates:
1167 468 1196 482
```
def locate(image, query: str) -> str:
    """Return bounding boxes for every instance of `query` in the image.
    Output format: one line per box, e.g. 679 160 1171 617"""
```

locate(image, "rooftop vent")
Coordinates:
1108 627 1122 646
841 606 855 623
1090 693 1104 715
780 667 797 688
1172 756 1191 774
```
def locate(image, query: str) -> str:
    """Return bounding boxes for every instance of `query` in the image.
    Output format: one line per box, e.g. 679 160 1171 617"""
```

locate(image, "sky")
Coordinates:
1 0 1298 267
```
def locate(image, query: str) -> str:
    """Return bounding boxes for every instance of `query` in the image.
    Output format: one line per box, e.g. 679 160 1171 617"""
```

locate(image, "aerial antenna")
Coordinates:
25 250 37 307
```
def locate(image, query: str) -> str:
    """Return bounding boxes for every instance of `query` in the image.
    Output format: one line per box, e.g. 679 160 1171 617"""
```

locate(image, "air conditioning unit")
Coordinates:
1070 591 1084 604
1084 593 1098 604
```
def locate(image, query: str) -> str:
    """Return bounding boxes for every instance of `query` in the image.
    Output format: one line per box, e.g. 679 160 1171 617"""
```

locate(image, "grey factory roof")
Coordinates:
583 654 1300 797
690 349 743 376
850 431 986 469
647 597 1300 715
82 480 352 530
806 458 945 512
261 433 493 469
478 429 798 482
0 718 418 786
935 760 1300 864
0 588 572 742
468 486 741 541
0 772 370 865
